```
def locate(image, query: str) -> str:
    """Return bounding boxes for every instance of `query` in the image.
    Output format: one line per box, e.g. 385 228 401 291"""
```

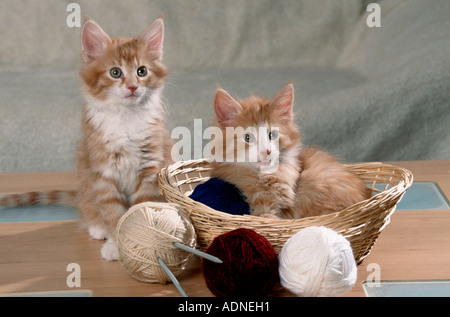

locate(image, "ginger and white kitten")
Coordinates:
209 83 372 219
78 18 173 260
0 19 173 261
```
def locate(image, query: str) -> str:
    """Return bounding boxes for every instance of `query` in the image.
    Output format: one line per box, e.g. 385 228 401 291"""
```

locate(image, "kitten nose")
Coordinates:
128 86 138 94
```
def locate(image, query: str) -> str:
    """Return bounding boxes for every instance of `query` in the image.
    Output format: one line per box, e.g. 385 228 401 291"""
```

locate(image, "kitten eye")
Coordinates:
110 68 122 78
269 130 279 140
137 66 147 77
244 133 256 143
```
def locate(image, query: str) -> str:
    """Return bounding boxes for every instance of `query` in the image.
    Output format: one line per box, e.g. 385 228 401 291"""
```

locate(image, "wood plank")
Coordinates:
346 209 450 296
0 171 76 194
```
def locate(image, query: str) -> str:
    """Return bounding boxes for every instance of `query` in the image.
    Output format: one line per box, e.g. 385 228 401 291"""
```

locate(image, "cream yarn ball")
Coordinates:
116 202 196 284
279 226 357 297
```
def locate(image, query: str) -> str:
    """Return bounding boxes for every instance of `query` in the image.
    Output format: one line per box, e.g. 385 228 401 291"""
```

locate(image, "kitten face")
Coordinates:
80 19 167 106
213 83 301 173
218 123 281 174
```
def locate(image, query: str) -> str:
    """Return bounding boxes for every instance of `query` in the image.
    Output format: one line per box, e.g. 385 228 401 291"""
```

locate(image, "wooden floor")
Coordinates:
1 160 449 297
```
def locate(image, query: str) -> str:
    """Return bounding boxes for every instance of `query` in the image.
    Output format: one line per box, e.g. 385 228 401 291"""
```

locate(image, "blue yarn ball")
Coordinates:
190 178 250 215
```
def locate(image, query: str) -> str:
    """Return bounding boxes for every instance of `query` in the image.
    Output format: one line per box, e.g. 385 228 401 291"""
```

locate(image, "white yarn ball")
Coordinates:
279 226 357 297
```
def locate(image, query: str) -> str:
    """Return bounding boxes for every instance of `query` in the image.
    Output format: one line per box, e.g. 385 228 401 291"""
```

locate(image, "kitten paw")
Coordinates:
88 225 108 240
261 175 278 185
101 239 119 261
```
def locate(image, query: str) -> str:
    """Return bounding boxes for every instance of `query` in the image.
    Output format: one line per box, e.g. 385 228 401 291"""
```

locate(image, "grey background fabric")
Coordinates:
0 0 449 172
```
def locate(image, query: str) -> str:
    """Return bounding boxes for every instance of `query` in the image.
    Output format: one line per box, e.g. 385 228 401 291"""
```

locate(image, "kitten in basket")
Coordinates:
209 83 372 219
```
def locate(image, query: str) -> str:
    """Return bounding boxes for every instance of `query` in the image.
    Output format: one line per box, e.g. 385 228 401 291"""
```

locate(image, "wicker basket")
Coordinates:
158 159 413 264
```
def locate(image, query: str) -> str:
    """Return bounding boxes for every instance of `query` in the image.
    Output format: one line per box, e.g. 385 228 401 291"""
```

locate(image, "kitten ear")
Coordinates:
139 18 164 61
81 19 111 63
270 82 294 120
214 88 242 126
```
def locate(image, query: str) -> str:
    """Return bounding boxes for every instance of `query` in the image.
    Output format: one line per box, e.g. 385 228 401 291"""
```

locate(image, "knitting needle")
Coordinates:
173 242 223 264
157 257 188 297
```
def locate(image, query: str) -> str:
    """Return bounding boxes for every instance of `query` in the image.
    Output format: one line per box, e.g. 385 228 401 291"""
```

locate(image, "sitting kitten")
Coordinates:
0 19 173 261
209 83 371 218
77 18 174 260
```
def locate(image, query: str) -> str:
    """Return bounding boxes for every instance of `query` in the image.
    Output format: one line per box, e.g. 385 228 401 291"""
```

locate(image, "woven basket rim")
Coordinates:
158 158 413 224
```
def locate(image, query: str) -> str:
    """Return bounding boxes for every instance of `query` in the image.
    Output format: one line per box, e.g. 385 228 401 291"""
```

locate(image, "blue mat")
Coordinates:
0 205 78 223
375 181 450 211
0 290 92 297
363 280 450 297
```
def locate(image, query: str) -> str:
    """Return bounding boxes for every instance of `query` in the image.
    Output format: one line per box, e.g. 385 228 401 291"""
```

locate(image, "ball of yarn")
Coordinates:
279 226 357 297
202 228 279 297
116 202 196 284
190 178 250 215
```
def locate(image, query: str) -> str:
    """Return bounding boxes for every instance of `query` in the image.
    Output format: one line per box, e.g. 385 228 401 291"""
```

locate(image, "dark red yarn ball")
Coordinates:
202 228 279 297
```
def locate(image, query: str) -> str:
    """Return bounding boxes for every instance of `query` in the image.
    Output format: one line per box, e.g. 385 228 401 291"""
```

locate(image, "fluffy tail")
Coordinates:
0 190 77 208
